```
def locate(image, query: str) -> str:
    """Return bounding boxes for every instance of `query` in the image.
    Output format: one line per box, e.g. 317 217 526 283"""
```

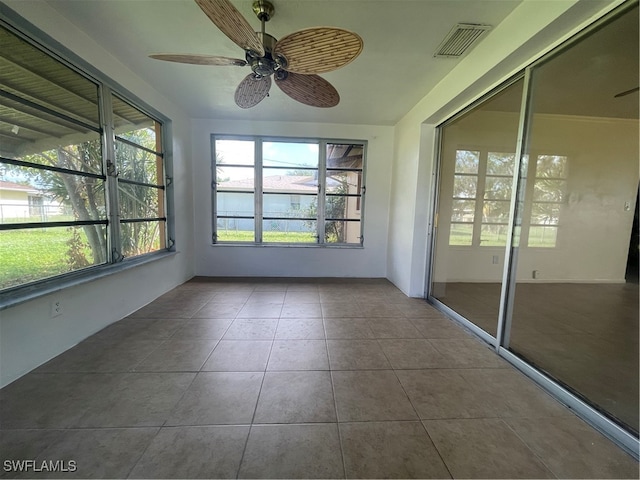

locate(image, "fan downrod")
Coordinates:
252 0 274 22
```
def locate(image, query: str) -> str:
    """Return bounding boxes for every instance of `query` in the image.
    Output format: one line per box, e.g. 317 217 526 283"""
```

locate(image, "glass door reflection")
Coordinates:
505 5 639 434
430 78 524 337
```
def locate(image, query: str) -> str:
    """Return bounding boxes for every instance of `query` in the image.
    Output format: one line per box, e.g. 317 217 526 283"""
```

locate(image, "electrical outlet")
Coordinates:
50 299 63 318
492 255 499 264
532 270 540 279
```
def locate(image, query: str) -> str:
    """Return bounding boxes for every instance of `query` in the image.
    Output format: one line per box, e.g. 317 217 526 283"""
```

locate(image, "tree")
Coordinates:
6 127 161 267
303 177 348 243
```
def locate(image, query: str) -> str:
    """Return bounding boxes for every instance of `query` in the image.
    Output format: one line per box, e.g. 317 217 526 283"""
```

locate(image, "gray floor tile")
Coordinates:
254 371 336 423
223 318 278 339
74 372 195 427
170 318 233 340
267 340 329 370
191 302 243 319
247 291 286 303
326 340 391 370
166 372 262 425
424 418 555 479
201 340 272 371
321 302 363 318
134 338 218 372
284 291 321 304
275 318 325 339
409 317 471 339
236 303 283 318
18 428 158 479
367 318 422 338
35 339 163 373
239 424 344 479
340 421 451 479
459 368 570 418
87 319 183 343
129 425 249 479
357 303 403 317
0 374 114 429
396 369 499 419
505 416 639 479
280 303 323 318
378 339 449 369
431 338 507 368
324 318 375 339
0 429 64 478
332 370 418 422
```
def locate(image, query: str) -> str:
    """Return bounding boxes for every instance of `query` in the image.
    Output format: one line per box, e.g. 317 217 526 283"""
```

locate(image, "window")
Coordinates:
213 136 365 245
449 149 564 247
527 155 567 247
0 21 172 293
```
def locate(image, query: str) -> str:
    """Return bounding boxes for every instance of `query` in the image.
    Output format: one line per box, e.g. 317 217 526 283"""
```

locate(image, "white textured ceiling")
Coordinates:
44 0 523 125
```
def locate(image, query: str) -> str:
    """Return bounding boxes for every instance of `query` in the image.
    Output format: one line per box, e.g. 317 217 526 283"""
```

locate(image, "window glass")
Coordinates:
212 137 365 245
0 22 170 294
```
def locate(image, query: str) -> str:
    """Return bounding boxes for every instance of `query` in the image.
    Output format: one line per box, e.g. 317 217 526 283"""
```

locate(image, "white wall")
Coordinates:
191 119 393 278
386 0 621 296
0 1 195 387
517 114 638 282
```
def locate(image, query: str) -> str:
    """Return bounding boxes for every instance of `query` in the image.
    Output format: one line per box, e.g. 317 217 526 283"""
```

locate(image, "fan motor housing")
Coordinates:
246 32 286 77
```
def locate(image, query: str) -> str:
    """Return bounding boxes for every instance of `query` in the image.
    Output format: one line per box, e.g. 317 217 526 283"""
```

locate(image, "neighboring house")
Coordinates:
217 175 318 233
218 174 361 241
0 180 62 221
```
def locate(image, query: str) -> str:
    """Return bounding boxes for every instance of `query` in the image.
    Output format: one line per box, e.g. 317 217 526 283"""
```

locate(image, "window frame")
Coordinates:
0 8 175 308
211 134 366 247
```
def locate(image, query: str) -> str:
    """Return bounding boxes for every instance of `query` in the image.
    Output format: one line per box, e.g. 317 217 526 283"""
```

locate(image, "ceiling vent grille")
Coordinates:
434 23 492 58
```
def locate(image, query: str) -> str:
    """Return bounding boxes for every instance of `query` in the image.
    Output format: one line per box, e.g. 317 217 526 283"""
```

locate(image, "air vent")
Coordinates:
434 23 492 58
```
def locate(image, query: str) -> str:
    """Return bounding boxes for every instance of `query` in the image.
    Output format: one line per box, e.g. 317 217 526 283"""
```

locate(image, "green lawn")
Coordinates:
0 227 76 289
217 230 317 243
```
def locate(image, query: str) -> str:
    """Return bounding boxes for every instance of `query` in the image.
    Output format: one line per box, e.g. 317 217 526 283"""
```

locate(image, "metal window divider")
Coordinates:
100 86 122 262
255 138 263 243
318 141 327 244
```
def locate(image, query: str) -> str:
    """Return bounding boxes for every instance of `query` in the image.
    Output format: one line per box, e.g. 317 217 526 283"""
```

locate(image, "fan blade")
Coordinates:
235 74 271 108
194 0 265 56
274 27 363 75
275 72 339 108
614 86 639 98
149 54 247 66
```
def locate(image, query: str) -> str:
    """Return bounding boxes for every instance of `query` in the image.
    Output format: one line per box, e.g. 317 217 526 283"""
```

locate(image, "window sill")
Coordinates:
0 250 178 311
212 243 364 249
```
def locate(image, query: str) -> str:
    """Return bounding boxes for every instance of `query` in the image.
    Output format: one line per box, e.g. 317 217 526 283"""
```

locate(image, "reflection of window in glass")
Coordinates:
482 153 515 246
450 150 479 245
213 137 365 245
528 155 567 247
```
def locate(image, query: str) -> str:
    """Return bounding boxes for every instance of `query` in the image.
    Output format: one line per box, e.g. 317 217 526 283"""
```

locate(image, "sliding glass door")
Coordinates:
429 1 639 440
506 4 639 435
431 78 524 338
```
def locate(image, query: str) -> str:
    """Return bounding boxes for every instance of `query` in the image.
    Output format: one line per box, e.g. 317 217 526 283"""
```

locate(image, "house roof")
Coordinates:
219 175 317 193
0 180 39 194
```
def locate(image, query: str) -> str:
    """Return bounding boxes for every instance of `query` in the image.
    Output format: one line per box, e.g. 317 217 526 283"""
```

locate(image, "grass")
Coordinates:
0 227 76 289
449 225 556 247
217 230 316 243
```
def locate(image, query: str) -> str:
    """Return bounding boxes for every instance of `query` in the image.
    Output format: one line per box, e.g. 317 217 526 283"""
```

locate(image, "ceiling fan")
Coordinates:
150 0 363 109
614 86 639 98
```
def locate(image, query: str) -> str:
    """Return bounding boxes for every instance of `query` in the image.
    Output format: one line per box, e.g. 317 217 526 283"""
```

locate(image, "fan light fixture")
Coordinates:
150 0 363 109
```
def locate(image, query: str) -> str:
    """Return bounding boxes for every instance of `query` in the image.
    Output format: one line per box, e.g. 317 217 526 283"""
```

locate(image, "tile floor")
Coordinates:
435 281 640 431
1 278 638 479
